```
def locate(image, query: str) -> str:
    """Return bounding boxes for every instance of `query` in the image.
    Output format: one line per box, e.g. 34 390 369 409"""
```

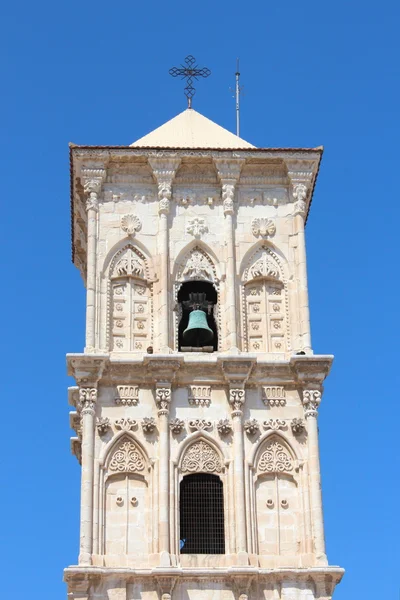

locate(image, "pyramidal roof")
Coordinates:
130 108 255 149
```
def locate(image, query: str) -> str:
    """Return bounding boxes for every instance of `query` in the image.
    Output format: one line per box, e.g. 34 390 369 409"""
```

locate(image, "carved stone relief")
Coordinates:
115 418 137 431
108 440 145 474
258 440 293 473
188 385 211 407
251 218 276 238
188 419 213 431
179 247 216 282
115 385 139 406
181 440 222 473
262 386 286 407
186 217 208 238
120 214 142 236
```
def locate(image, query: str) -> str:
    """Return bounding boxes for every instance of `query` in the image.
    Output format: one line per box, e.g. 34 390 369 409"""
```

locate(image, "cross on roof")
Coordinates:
169 55 211 108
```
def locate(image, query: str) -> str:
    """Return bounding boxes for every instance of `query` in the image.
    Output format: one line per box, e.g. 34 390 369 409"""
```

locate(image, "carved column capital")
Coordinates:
78 387 97 416
302 388 322 418
148 157 181 215
229 386 245 417
214 158 245 215
155 384 172 416
81 167 106 212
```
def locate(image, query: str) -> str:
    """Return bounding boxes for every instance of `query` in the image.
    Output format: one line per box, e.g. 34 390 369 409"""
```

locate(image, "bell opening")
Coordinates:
178 281 218 352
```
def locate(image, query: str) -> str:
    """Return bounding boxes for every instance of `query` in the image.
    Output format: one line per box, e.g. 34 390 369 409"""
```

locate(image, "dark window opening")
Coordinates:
178 281 218 351
179 473 225 554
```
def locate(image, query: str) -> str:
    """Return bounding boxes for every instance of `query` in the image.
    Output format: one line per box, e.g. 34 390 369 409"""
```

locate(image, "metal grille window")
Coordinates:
179 473 225 554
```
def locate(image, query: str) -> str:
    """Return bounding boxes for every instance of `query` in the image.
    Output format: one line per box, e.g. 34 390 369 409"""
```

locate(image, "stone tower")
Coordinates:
65 108 344 600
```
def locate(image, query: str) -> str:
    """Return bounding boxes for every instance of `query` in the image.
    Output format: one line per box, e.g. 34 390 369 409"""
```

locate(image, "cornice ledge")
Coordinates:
290 354 334 387
144 355 184 383
218 356 256 385
66 353 109 386
64 565 344 581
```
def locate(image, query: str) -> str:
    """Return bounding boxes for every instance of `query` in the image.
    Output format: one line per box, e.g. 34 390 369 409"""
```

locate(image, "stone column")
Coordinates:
78 386 97 565
302 388 327 565
156 383 172 565
214 159 244 351
229 387 248 563
148 158 181 352
82 168 106 353
292 183 312 353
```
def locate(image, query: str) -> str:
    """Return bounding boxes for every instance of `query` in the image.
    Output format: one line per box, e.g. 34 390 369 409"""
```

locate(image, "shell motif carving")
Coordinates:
258 440 293 473
109 441 145 473
181 441 222 473
251 218 276 238
121 214 142 236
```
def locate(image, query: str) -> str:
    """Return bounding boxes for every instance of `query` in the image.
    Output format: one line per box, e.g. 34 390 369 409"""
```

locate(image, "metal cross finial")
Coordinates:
169 55 211 108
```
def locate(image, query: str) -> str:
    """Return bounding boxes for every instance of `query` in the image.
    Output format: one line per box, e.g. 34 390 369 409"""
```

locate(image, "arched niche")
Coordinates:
99 434 153 561
251 435 300 559
240 243 291 353
173 244 221 351
106 243 154 352
170 435 232 556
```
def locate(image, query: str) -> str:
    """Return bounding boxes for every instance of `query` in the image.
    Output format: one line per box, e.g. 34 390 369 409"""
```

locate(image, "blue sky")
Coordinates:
0 0 398 598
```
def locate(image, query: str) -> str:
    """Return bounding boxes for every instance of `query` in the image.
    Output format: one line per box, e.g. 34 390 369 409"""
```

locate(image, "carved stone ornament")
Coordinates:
263 419 286 431
115 417 137 431
79 388 97 415
302 389 321 418
141 417 156 433
169 418 185 434
182 249 215 282
188 419 213 431
293 183 308 202
186 217 208 238
181 440 222 473
251 217 276 238
120 214 142 236
115 385 139 406
188 385 211 407
113 248 145 278
156 387 171 414
244 418 260 435
291 418 305 435
258 440 293 473
262 386 286 407
217 418 233 435
222 183 235 215
109 440 145 473
250 251 280 280
97 417 110 435
229 388 245 413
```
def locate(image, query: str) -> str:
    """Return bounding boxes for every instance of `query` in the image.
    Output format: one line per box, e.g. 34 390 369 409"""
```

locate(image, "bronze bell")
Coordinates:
183 309 214 346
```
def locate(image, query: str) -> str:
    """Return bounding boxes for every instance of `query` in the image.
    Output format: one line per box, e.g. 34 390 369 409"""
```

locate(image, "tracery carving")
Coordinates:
181 440 222 473
180 248 216 282
258 439 293 473
250 251 280 280
108 440 145 473
113 248 145 278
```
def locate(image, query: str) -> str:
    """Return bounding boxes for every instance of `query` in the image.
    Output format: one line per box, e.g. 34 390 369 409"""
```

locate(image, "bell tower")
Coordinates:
66 107 344 600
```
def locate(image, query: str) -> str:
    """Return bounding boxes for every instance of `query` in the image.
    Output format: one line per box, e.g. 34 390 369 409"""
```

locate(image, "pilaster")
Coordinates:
214 158 245 351
81 168 106 353
148 158 181 353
